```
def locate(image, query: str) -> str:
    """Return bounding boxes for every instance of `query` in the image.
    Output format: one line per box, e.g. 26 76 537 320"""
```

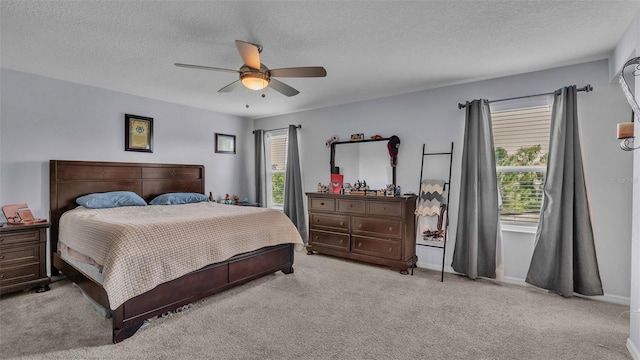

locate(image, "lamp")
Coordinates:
241 73 270 91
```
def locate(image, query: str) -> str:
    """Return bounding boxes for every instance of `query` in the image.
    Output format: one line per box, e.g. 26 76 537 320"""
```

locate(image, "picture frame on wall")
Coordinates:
124 114 153 153
215 133 236 154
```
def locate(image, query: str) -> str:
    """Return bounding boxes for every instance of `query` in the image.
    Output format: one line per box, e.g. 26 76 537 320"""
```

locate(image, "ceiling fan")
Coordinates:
175 40 327 97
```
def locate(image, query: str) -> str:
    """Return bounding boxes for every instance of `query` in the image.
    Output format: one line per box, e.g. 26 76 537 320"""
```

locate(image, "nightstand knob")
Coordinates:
320 202 325 206
388 247 393 252
0 275 4 279
339 239 343 244
358 242 362 247
358 224 362 229
389 227 393 231
339 221 344 226
0 255 4 259
314 236 319 240
0 237 4 242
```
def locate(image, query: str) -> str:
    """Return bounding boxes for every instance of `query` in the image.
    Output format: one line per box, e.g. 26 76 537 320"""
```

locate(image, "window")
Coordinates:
264 130 288 209
491 97 552 223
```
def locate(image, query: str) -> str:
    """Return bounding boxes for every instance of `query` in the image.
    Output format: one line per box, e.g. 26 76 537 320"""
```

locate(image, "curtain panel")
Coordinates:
254 130 266 207
452 99 502 279
525 86 603 297
283 125 307 243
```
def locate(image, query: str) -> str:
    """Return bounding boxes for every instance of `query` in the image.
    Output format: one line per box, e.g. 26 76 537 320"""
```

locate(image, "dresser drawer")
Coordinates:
309 197 335 212
352 236 401 260
0 230 40 245
0 244 39 266
336 199 366 214
309 230 350 251
0 263 39 287
352 217 402 239
368 201 403 218
310 213 349 232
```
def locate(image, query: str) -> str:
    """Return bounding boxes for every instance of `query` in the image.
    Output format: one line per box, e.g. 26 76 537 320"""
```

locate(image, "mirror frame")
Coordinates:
330 137 396 187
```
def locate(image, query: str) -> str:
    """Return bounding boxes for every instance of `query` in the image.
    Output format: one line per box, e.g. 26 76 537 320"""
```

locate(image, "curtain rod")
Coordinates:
457 84 593 109
252 124 301 134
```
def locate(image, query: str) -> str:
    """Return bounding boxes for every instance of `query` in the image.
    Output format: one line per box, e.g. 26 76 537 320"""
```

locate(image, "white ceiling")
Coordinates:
1 1 638 119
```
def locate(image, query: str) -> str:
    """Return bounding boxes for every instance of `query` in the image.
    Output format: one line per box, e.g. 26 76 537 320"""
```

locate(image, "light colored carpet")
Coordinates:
0 252 632 359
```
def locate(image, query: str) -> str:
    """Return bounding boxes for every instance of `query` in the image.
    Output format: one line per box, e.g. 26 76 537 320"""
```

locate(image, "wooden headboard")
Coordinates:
49 160 205 257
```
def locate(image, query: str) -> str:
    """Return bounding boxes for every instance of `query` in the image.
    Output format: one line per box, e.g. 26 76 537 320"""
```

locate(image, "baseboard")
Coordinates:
414 262 631 305
628 338 640 360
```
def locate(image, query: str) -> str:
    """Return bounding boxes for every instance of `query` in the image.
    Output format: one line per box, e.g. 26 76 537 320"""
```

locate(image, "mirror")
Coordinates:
330 137 397 190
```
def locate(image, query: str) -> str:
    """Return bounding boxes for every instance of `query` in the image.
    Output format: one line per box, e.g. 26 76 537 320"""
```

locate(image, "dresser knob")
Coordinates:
389 227 393 231
320 202 325 206
0 255 4 259
0 275 4 279
339 221 344 226
339 239 343 244
0 237 3 242
358 224 362 229
316 219 320 223
314 236 319 240
388 247 393 252
358 242 362 247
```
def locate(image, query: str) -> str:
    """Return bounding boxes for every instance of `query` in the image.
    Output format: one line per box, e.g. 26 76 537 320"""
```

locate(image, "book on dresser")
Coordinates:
306 192 417 274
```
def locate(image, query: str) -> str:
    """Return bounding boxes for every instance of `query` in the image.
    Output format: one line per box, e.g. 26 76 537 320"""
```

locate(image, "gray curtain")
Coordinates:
452 99 501 279
525 86 603 296
254 130 266 207
283 125 307 243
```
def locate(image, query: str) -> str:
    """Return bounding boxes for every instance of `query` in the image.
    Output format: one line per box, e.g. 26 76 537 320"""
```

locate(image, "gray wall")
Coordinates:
0 68 254 219
253 59 633 302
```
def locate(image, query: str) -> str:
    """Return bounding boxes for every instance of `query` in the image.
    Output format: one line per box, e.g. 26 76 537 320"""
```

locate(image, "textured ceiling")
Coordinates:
1 1 638 119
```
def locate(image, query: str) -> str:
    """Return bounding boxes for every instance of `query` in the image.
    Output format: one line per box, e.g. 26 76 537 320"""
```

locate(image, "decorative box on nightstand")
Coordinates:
0 222 50 295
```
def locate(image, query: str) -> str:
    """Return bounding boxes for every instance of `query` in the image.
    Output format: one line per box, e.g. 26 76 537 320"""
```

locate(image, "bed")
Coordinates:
50 160 302 343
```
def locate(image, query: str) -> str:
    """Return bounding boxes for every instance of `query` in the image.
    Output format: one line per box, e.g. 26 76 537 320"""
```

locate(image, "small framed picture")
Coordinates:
215 133 236 154
125 114 153 153
350 133 364 141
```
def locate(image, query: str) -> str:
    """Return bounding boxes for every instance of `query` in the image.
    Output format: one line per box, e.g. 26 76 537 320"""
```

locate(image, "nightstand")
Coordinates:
0 222 50 295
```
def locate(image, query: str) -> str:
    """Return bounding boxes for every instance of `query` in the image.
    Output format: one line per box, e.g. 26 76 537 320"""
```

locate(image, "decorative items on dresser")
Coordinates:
0 222 50 295
306 193 417 274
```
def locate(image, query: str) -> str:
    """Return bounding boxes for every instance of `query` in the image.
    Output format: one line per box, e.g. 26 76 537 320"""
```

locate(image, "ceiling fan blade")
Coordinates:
270 67 327 78
235 40 261 70
218 80 243 93
269 79 300 97
175 63 238 73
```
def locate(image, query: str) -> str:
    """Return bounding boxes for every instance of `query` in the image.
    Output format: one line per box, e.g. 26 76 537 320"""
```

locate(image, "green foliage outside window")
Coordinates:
272 173 285 205
495 145 547 218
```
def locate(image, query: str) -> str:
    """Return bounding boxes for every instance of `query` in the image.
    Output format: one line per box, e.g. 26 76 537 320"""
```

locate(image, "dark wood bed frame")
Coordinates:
49 160 295 343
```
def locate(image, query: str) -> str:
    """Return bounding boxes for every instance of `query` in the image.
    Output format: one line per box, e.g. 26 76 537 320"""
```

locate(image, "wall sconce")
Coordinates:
618 56 640 151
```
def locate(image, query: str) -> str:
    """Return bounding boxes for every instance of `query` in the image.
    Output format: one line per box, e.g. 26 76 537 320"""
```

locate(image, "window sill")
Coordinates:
501 223 538 234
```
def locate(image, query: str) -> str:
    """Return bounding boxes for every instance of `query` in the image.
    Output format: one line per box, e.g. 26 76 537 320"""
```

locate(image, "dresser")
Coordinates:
306 193 417 274
0 222 50 295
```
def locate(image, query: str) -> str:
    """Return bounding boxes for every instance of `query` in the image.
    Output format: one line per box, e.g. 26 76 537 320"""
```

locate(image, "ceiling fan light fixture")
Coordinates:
241 73 270 90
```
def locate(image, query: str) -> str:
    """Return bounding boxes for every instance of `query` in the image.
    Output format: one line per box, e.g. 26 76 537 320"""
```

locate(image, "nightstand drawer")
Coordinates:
0 263 39 287
336 199 366 214
352 217 402 239
0 230 40 245
352 236 401 260
310 213 349 232
309 230 350 251
0 244 39 266
368 201 402 218
309 197 335 212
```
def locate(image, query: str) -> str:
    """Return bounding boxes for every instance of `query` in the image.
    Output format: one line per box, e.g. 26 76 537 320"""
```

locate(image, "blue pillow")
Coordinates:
76 191 147 209
149 192 209 205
